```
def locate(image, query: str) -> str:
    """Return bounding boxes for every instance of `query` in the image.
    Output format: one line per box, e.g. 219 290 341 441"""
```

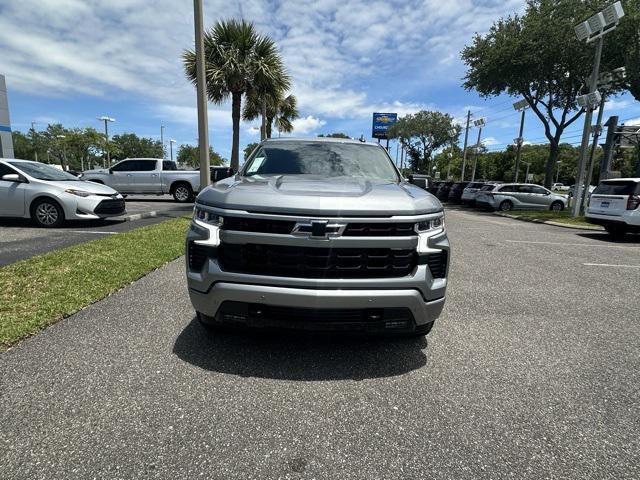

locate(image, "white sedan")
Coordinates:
0 158 126 227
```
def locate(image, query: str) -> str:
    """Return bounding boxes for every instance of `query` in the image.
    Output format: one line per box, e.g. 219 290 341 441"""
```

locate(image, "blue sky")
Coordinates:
1 0 639 165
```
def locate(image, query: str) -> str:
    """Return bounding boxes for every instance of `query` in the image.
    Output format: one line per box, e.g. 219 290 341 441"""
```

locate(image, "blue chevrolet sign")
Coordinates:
372 112 397 139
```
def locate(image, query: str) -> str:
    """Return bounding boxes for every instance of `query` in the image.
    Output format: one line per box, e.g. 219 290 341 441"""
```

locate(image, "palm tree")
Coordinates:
183 19 290 170
243 91 299 139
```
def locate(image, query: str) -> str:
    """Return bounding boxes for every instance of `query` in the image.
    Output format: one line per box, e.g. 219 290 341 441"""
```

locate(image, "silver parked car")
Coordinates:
0 158 125 227
475 183 567 211
186 138 449 337
461 182 493 205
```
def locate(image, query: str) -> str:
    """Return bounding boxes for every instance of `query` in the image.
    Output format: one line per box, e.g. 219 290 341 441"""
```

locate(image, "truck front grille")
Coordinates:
218 244 417 278
221 217 415 237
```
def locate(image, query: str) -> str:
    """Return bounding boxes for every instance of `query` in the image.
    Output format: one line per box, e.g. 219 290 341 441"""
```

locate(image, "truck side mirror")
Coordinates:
109 168 114 174
408 174 415 184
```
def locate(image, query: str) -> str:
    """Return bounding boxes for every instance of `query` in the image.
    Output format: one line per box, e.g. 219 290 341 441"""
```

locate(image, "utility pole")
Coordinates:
471 126 482 182
512 99 528 182
193 0 210 191
447 128 457 181
395 141 399 168
600 116 618 181
170 139 176 162
460 110 471 181
31 122 38 162
523 161 531 183
582 96 606 211
556 161 562 184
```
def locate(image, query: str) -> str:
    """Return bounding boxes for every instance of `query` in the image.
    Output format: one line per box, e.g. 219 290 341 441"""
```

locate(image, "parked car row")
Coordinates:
425 180 568 212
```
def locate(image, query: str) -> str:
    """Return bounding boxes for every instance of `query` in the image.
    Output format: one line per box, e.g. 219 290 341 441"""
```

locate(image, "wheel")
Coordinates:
605 225 627 238
498 200 513 212
550 201 564 211
31 198 65 228
172 183 194 203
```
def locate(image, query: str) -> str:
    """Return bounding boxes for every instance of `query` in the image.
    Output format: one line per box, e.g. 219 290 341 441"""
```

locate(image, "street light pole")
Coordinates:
31 122 38 162
160 124 165 159
460 110 471 181
581 95 606 212
512 99 528 182
97 116 115 168
471 127 482 182
572 1 625 217
193 0 210 191
556 161 562 184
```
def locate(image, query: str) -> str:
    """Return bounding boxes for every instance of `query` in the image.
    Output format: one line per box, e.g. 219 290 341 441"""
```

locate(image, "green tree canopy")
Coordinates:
387 111 458 173
461 0 632 188
176 144 225 168
110 133 163 160
183 19 290 169
243 92 299 138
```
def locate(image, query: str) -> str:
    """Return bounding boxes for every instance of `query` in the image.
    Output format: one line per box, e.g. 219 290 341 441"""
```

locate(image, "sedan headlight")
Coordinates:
65 188 92 198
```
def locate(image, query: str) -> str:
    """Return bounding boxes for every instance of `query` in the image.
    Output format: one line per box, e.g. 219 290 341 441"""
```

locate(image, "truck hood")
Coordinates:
197 175 442 216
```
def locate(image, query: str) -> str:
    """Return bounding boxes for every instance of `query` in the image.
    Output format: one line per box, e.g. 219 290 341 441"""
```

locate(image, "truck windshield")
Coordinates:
9 161 79 181
243 142 399 181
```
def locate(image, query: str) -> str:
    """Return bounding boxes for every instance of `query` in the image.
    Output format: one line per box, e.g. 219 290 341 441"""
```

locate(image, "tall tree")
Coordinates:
243 92 299 138
177 144 225 168
183 19 289 169
243 142 260 160
388 111 458 173
461 0 628 188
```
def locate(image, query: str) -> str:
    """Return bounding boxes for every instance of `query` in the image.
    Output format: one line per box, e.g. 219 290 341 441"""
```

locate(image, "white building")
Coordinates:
0 75 15 158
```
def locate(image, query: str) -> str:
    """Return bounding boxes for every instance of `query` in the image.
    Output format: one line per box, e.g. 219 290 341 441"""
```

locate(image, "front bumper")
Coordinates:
63 195 126 220
185 209 450 330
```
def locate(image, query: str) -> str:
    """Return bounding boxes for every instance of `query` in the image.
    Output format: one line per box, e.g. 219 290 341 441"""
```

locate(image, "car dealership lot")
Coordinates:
0 196 192 265
1 209 639 479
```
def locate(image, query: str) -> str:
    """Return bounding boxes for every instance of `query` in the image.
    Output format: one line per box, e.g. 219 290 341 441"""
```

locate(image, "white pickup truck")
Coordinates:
80 158 202 202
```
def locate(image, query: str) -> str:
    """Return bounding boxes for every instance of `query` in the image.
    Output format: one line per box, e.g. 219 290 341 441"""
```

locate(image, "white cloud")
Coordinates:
291 115 326 134
625 117 640 126
482 136 500 146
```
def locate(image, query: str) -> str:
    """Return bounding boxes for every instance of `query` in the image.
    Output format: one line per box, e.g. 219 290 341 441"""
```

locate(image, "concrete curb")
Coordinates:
118 211 158 222
494 212 603 231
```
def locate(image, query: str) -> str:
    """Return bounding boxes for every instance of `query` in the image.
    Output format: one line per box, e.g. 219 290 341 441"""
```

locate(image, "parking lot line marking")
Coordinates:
506 240 640 250
66 230 118 235
455 213 516 226
583 263 640 269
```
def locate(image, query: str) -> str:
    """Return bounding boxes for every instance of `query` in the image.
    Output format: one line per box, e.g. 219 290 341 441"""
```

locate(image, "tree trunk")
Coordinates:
260 99 267 141
544 140 560 188
266 116 274 139
231 92 241 171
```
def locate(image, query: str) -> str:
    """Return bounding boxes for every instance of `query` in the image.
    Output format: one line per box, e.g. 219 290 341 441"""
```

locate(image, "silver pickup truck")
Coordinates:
81 158 201 202
186 137 450 337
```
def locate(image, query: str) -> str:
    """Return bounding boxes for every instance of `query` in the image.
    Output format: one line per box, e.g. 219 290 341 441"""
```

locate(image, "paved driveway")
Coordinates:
1 210 639 479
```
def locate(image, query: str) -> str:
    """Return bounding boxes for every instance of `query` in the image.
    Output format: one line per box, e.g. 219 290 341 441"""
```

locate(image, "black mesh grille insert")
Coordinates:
188 242 215 271
426 251 448 279
94 199 125 215
343 223 415 236
222 217 295 235
218 244 417 278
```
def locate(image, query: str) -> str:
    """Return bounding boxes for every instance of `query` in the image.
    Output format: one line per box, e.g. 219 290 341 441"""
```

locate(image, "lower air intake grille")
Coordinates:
218 244 417 278
426 251 448 279
188 242 215 271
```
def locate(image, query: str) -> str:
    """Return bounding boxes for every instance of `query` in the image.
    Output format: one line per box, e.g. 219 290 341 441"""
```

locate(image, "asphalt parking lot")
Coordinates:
0 196 192 265
1 209 639 479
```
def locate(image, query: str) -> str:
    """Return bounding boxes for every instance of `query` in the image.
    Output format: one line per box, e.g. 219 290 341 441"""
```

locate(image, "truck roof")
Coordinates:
262 137 382 147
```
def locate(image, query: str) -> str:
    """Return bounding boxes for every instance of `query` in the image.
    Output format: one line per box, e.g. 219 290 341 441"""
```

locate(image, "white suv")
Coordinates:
586 178 640 237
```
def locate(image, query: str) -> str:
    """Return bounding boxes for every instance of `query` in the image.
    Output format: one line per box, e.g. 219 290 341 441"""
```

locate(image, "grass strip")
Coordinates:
496 210 597 228
0 217 190 351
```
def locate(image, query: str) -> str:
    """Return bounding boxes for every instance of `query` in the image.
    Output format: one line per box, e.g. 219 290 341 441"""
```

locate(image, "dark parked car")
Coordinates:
210 166 235 182
436 181 454 202
429 181 443 196
447 182 469 203
409 174 431 191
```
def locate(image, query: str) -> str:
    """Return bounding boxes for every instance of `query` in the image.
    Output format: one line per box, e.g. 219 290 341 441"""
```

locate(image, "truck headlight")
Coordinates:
415 214 444 233
192 206 222 246
193 207 223 226
65 188 92 197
